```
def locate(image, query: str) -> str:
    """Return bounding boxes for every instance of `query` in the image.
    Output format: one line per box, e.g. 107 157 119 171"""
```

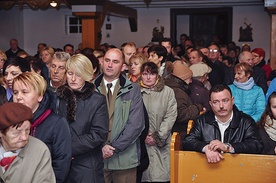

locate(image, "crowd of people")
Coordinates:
0 35 275 182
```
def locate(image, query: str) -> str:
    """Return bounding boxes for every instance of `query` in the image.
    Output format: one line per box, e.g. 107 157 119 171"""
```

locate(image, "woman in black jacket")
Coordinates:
12 72 72 183
56 54 109 183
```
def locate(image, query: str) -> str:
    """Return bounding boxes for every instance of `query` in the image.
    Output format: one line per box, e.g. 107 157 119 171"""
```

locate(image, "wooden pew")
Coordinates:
170 132 276 183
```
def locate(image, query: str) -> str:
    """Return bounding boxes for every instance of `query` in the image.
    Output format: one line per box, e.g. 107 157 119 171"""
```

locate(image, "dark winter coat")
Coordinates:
183 105 263 154
5 47 25 58
0 85 7 106
189 79 211 111
165 74 202 135
258 127 276 155
56 82 109 183
33 90 72 183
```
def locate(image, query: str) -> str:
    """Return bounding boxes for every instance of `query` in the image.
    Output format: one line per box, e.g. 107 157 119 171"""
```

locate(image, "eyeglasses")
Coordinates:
209 49 218 53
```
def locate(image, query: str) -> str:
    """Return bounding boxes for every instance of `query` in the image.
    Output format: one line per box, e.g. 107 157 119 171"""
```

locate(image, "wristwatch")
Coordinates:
225 143 232 153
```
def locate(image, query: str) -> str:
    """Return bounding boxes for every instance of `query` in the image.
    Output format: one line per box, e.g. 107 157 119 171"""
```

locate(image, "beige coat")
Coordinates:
0 136 56 183
140 80 177 182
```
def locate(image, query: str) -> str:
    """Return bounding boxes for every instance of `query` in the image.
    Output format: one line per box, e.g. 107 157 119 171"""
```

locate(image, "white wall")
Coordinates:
0 5 271 57
232 6 270 56
0 7 82 55
23 8 81 55
0 8 24 52
101 8 171 48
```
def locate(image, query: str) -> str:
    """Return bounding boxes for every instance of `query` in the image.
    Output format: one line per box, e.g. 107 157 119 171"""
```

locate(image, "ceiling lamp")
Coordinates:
50 1 58 8
0 0 70 10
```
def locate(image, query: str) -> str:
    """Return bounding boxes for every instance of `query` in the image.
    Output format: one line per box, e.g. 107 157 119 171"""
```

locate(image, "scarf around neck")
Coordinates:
264 116 276 141
140 77 160 90
31 109 52 136
233 77 254 90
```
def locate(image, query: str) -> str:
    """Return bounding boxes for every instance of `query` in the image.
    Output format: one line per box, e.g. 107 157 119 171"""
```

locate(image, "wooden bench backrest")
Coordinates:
170 132 276 183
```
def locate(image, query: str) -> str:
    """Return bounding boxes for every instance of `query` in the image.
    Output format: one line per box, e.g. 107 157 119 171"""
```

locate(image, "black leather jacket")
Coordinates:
183 105 263 154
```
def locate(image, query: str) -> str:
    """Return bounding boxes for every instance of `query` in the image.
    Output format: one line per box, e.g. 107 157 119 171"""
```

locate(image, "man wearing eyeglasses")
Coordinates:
183 84 263 164
206 44 226 86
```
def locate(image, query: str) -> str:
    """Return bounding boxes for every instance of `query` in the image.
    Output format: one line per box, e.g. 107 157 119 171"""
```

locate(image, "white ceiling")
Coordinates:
109 0 264 8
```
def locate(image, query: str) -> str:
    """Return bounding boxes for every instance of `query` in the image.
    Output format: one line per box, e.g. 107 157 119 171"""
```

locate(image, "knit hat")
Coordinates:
172 61 193 81
190 62 212 77
251 48 265 59
0 103 33 130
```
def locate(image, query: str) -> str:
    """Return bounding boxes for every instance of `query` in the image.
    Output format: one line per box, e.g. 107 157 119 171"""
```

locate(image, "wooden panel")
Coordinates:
271 14 276 70
171 132 276 183
170 132 181 183
177 152 276 182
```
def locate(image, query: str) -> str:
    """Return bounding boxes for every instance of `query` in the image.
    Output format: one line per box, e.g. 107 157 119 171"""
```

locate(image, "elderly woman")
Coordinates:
12 72 72 183
0 102 55 182
229 62 265 122
56 53 109 183
139 62 177 182
0 57 30 105
128 52 147 82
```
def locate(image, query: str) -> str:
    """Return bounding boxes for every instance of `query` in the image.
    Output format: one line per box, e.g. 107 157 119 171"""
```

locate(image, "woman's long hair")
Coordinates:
257 91 276 128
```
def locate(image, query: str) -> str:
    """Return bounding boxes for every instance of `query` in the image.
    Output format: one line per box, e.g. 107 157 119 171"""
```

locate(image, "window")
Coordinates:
66 16 82 34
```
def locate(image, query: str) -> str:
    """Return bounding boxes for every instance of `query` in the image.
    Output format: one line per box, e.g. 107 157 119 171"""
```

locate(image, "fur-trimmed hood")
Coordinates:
56 82 95 122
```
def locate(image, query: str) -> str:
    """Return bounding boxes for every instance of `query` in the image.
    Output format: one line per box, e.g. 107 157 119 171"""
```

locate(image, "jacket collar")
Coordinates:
56 82 95 122
94 73 133 96
205 105 241 129
166 74 190 94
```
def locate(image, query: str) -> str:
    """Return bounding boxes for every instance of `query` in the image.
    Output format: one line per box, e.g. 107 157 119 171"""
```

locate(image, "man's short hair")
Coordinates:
63 44 74 51
38 43 47 47
53 52 70 62
209 84 232 99
160 37 172 45
121 42 136 51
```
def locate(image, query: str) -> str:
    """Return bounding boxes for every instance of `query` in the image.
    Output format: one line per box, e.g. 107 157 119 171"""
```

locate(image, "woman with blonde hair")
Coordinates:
56 53 109 183
0 50 7 88
40 46 55 79
128 52 147 82
12 72 72 183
